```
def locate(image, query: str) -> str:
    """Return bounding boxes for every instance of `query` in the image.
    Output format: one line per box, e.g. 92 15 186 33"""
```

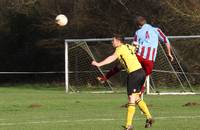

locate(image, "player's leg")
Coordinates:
143 60 154 76
124 68 147 129
134 69 152 118
136 99 152 120
140 59 154 96
124 94 136 130
136 55 146 97
124 72 138 130
142 60 154 95
97 64 122 83
134 68 154 128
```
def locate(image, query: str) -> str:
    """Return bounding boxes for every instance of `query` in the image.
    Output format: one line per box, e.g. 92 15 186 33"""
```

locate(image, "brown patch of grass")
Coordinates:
147 104 153 108
182 102 200 107
28 104 42 108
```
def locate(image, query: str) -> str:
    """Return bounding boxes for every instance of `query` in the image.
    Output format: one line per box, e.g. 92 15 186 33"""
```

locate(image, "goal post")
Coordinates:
65 41 69 93
65 36 200 94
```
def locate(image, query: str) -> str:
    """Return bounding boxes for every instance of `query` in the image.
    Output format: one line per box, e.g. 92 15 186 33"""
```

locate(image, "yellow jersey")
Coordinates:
115 44 142 73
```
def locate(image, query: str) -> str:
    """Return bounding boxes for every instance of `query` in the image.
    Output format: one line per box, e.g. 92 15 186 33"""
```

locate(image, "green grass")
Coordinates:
0 85 200 130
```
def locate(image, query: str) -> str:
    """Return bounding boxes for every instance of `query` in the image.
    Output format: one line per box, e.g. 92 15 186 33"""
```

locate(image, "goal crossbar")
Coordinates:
65 35 200 43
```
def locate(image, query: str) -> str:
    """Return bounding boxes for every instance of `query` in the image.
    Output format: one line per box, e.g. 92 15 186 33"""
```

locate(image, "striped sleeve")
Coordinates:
133 31 139 42
157 28 170 44
132 32 139 46
133 34 137 42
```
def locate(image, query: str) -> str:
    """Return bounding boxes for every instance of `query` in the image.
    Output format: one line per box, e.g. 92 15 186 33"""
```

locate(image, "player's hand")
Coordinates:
168 53 174 62
97 76 107 84
91 61 100 67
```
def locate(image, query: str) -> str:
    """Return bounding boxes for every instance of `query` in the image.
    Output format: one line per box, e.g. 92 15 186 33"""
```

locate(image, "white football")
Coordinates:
55 14 68 26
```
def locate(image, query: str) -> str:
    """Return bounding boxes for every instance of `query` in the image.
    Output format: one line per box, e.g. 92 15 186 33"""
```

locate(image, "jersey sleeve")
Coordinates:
156 28 170 44
132 31 139 45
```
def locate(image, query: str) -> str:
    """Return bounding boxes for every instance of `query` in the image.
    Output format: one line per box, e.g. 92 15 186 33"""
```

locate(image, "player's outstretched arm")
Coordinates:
165 43 174 62
157 28 174 62
91 53 118 67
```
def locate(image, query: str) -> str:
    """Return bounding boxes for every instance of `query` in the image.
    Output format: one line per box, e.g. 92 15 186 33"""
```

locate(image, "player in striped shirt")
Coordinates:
98 16 173 94
133 16 173 93
133 16 173 75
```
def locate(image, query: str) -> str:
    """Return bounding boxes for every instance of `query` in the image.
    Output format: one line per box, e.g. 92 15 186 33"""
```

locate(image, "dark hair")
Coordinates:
113 34 125 42
135 16 146 26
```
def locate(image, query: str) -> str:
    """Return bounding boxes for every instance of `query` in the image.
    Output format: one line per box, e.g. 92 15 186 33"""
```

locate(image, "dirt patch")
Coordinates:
28 104 42 108
182 102 200 107
147 104 153 108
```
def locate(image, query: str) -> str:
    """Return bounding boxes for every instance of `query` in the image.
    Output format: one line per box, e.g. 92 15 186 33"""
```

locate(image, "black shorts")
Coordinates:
127 68 146 95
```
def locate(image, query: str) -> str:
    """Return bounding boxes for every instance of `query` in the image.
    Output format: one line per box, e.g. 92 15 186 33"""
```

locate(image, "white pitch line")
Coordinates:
0 119 116 126
0 115 200 126
154 115 200 120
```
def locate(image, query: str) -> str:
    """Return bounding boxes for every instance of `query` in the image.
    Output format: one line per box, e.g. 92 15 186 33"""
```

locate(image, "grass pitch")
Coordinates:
0 85 200 130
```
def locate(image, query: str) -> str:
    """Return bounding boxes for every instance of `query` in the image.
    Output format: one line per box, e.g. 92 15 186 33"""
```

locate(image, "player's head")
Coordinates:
135 16 147 28
112 34 125 48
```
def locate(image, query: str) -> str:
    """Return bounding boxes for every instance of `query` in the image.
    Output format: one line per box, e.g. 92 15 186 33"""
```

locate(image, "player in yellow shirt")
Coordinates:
91 34 154 130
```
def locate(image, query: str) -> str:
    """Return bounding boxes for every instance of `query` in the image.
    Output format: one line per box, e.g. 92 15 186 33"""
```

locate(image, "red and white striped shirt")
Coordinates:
133 24 170 61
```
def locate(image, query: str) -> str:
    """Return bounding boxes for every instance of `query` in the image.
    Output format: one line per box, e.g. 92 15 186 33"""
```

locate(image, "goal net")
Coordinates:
65 36 200 94
66 40 113 92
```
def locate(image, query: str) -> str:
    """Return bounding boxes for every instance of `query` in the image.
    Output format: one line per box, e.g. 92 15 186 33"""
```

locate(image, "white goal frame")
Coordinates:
65 35 200 94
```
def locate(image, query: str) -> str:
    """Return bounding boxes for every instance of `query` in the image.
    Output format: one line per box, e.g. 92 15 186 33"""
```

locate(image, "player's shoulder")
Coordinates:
137 24 153 32
144 24 153 28
147 24 159 31
149 24 162 34
117 44 131 50
125 44 136 50
125 43 134 47
116 44 125 51
115 44 126 55
150 24 163 32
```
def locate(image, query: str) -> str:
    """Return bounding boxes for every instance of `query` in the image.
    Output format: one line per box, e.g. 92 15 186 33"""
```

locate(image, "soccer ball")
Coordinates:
55 14 68 26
